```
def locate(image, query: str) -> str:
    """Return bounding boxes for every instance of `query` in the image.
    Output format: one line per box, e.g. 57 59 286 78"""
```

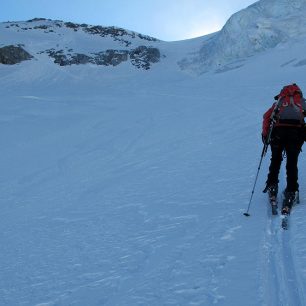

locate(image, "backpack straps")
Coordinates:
270 97 283 123
290 96 294 107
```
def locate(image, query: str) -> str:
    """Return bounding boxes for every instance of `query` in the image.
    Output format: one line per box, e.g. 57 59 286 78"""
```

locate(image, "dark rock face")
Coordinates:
0 45 33 65
94 50 129 66
64 22 80 31
42 46 161 69
42 49 66 66
72 53 93 65
33 25 50 30
83 25 158 42
27 18 49 22
130 46 160 70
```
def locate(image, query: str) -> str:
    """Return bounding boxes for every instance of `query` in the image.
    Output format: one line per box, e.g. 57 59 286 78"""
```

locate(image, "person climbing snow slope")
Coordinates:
262 83 306 215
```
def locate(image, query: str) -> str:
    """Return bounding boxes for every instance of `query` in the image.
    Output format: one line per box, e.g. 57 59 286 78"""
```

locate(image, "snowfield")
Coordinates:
2 2 306 306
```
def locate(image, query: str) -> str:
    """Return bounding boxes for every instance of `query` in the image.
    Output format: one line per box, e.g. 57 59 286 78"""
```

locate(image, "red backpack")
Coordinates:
262 84 304 137
275 84 304 124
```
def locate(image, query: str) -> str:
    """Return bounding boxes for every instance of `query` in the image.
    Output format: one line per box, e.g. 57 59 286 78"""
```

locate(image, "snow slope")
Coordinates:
2 3 306 306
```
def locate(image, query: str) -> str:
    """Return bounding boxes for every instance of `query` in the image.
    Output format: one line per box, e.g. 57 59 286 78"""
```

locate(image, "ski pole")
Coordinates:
243 143 267 216
243 116 275 217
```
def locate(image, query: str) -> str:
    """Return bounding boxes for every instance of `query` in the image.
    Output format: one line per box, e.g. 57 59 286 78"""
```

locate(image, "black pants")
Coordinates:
266 127 303 192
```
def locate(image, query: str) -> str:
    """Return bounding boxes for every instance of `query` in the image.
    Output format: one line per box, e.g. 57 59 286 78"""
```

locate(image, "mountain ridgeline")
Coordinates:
1 0 306 73
0 18 161 70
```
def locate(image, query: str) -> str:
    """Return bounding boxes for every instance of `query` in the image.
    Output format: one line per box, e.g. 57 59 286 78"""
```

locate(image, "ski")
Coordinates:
269 195 278 215
267 196 289 229
271 203 278 215
281 214 289 230
280 191 299 230
265 189 300 230
269 197 278 216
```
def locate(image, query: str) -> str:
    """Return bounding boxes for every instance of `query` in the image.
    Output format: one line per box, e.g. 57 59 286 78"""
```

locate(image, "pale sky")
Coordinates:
1 0 257 41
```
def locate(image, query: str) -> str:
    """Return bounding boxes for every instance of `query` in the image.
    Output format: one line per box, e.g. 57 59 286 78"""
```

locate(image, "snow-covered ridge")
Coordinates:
180 0 306 73
0 18 161 69
5 18 159 45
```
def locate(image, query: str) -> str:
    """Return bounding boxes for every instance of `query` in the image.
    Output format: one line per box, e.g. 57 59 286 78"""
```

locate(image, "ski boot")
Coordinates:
281 191 295 215
263 183 278 197
263 184 278 215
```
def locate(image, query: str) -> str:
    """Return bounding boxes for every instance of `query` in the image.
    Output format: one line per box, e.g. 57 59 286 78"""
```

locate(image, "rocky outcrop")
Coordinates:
41 49 92 66
93 50 129 66
83 25 158 42
42 46 160 69
0 45 33 65
130 46 160 69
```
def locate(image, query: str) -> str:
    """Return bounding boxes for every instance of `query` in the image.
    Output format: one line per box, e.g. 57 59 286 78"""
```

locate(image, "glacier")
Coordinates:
180 0 306 74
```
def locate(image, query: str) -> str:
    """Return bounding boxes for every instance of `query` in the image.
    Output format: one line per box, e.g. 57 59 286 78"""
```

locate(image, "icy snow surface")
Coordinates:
2 5 306 306
180 0 306 74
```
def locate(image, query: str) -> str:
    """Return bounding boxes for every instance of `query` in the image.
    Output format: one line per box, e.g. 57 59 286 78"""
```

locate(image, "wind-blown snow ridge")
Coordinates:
180 0 306 73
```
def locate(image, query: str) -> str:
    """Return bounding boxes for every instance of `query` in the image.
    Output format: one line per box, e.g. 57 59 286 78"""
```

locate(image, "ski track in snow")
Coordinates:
262 173 306 306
